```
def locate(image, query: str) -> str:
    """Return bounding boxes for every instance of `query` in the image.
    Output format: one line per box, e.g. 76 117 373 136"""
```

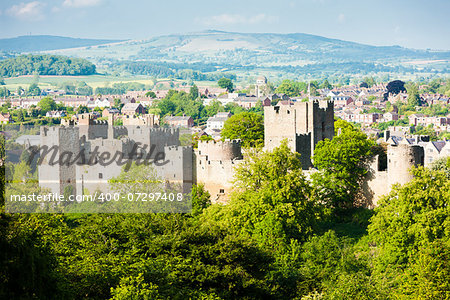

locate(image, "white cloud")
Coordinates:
337 13 345 24
63 0 103 8
197 13 279 26
7 1 45 21
394 25 401 34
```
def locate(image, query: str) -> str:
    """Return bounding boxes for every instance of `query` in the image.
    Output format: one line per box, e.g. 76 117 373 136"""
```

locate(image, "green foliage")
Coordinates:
217 77 234 92
77 105 89 114
220 141 317 250
27 83 41 96
411 125 439 141
153 90 205 124
205 100 224 117
312 120 375 211
38 96 57 113
275 79 307 97
373 118 408 131
189 84 199 100
320 79 333 90
0 87 10 97
0 54 96 77
110 274 162 300
95 82 145 95
191 184 211 216
368 166 450 298
406 82 421 108
224 102 245 115
418 103 449 116
145 91 156 98
221 112 264 148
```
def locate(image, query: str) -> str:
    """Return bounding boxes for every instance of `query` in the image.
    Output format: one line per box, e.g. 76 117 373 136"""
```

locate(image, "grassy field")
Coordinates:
2 74 228 93
3 75 158 91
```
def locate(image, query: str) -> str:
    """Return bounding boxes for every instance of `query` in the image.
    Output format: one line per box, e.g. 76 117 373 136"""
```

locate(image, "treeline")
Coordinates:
95 82 147 95
0 54 96 77
106 60 236 81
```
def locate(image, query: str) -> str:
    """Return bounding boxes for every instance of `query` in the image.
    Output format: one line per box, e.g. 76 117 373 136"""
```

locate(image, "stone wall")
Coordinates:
264 100 334 169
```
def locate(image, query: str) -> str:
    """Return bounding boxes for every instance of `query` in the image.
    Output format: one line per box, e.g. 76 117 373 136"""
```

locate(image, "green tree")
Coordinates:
191 184 211 216
189 84 199 100
406 82 421 108
77 105 89 114
205 100 223 117
221 112 264 148
27 83 41 96
145 91 156 98
218 77 234 92
312 120 375 211
368 166 450 298
37 97 57 113
0 87 10 97
212 140 317 251
320 79 333 90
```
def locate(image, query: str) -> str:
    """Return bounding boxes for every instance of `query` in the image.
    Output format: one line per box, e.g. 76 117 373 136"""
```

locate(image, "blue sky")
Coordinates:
0 0 449 50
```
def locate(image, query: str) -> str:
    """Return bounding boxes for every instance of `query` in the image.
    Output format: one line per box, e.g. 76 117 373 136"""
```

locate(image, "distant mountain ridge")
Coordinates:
2 31 448 76
41 30 449 66
0 35 125 53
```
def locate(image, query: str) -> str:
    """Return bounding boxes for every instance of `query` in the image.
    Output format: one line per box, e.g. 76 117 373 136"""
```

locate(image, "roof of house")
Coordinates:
122 103 143 111
430 141 447 152
165 116 192 122
207 116 229 123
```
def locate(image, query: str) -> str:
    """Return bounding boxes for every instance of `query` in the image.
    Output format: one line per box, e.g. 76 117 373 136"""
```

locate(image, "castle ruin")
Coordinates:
264 100 334 169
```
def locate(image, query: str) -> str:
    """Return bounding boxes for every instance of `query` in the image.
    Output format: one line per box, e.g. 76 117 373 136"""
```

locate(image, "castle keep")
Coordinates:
264 100 334 169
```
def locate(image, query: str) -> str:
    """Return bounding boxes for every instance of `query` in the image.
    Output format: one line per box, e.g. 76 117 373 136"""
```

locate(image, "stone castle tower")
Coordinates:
195 140 243 202
387 144 424 187
264 100 334 169
39 126 80 196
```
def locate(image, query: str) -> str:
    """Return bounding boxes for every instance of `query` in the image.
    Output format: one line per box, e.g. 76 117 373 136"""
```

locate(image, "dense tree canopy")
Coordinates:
383 80 406 100
37 97 57 113
0 54 96 77
218 77 234 92
221 112 264 148
312 119 375 211
368 166 450 298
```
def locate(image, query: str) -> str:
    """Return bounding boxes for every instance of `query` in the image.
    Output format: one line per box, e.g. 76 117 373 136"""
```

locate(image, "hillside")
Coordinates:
46 30 450 66
0 35 124 53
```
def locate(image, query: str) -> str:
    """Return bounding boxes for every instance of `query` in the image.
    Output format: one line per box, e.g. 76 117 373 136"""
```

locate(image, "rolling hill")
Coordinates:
43 30 450 66
2 31 449 77
0 35 125 53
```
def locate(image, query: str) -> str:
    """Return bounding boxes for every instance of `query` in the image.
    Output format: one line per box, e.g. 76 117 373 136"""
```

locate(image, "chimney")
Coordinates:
384 130 390 142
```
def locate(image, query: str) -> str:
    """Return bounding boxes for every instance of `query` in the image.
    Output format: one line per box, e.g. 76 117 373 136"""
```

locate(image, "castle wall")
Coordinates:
127 127 180 157
160 146 193 194
364 170 388 208
264 105 298 151
195 140 244 203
